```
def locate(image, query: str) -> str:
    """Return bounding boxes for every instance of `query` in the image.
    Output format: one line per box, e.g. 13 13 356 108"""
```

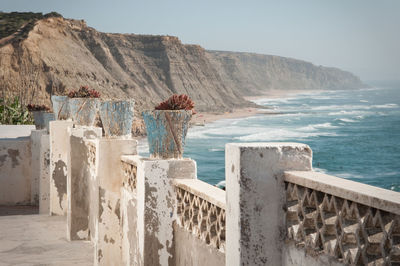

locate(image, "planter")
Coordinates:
51 95 69 120
142 110 192 159
32 111 55 131
68 98 100 126
99 100 135 137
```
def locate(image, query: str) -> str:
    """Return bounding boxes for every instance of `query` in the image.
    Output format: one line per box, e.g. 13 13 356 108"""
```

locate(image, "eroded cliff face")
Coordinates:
0 16 364 114
206 51 364 96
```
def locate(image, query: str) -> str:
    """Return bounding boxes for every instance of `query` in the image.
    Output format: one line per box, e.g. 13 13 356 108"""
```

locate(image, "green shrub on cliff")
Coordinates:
0 97 33 125
0 11 63 39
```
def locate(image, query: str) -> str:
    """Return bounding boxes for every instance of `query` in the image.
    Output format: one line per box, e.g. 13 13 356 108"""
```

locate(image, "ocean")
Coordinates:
139 84 400 192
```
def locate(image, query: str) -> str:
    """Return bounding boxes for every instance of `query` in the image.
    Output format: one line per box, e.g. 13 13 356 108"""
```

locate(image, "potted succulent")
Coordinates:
99 99 135 138
27 104 55 130
67 85 100 126
142 94 195 159
51 95 69 120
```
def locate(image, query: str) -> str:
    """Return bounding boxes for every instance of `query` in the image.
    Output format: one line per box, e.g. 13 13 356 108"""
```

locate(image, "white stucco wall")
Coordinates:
0 137 32 205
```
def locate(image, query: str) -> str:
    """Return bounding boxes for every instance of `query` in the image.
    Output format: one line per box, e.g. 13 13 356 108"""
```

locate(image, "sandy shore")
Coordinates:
191 89 321 125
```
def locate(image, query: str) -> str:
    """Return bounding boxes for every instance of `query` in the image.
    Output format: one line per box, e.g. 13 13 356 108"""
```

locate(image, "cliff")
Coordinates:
206 51 364 96
0 13 365 115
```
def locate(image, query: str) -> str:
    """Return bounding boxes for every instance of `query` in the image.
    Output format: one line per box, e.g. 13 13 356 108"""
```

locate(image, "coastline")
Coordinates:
191 89 322 125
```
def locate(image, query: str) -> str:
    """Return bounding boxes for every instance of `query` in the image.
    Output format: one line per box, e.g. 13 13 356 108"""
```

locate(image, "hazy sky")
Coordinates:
2 0 400 81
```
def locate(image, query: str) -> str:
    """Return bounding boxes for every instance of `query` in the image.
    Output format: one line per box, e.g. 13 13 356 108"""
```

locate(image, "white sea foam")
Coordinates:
360 100 368 103
298 123 338 132
335 173 364 179
374 103 399 108
208 148 224 152
234 128 338 141
336 118 357 123
314 167 328 174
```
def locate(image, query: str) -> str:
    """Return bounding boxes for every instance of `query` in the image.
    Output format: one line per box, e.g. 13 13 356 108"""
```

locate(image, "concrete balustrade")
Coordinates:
225 142 313 266
2 124 400 266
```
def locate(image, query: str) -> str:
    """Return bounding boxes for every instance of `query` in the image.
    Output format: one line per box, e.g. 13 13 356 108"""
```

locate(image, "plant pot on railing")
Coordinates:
143 110 192 159
51 95 70 120
32 111 55 130
27 104 55 130
66 86 101 126
99 100 135 137
68 98 100 126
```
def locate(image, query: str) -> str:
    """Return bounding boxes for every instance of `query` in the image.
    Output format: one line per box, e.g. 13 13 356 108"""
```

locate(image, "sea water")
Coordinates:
139 84 400 191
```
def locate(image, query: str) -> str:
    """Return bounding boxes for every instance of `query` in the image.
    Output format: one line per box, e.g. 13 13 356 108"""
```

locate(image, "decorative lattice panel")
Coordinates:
285 182 400 265
87 142 96 168
122 162 137 192
176 186 226 252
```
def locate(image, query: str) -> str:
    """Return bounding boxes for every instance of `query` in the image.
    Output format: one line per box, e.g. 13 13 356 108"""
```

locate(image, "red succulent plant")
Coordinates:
155 94 196 114
67 85 101 98
27 104 51 112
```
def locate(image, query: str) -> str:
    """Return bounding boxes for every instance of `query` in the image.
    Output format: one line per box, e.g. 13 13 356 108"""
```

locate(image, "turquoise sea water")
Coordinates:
139 84 400 191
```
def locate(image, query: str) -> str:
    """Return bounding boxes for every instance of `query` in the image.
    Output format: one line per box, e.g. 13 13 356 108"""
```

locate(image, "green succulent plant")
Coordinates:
0 97 34 125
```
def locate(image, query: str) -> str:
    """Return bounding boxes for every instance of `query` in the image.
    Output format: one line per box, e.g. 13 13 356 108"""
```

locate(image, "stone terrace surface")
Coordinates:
0 213 93 265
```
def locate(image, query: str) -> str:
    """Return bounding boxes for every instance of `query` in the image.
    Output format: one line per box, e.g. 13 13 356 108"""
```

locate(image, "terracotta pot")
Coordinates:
142 110 192 159
99 100 135 137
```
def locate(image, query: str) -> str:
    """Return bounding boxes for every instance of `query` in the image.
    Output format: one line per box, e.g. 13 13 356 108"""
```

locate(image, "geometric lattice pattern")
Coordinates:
122 162 137 192
87 142 96 168
285 182 400 265
176 186 226 252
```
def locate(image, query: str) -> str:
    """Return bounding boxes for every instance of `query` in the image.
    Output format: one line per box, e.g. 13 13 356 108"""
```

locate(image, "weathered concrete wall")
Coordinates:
49 120 73 215
0 125 35 138
121 187 138 266
133 157 197 266
68 126 102 241
174 224 225 266
283 243 344 266
0 137 32 205
87 139 99 245
225 143 312 266
95 138 137 266
39 134 50 214
30 130 47 205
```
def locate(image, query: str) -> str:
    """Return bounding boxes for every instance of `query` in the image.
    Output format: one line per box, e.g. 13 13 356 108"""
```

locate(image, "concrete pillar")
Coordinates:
225 143 312 266
67 126 102 241
49 120 73 215
132 156 197 266
94 138 137 266
39 133 50 214
30 129 47 205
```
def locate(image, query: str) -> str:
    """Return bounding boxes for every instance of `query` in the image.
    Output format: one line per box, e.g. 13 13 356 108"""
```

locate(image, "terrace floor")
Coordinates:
0 207 93 265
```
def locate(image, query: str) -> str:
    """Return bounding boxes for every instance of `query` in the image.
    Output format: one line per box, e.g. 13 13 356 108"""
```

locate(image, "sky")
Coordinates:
2 0 400 82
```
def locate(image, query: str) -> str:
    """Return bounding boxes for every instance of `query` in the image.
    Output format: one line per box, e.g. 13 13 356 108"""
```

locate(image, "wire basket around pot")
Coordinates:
68 98 100 126
142 110 192 159
99 100 135 137
51 95 70 120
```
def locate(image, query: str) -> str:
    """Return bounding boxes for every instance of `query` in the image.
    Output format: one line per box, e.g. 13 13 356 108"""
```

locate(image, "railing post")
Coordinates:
39 132 50 214
49 120 73 215
94 138 137 266
30 129 47 206
134 157 196 266
225 143 312 265
67 126 102 241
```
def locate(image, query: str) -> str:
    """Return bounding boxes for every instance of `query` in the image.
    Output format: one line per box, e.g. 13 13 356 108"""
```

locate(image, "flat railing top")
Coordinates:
120 155 138 165
284 170 400 215
173 179 226 209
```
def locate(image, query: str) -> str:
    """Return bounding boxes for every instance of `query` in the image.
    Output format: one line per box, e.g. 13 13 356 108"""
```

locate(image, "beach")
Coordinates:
191 89 321 125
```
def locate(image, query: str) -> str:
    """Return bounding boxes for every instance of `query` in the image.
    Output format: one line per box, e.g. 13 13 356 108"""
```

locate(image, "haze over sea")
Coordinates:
140 83 400 192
